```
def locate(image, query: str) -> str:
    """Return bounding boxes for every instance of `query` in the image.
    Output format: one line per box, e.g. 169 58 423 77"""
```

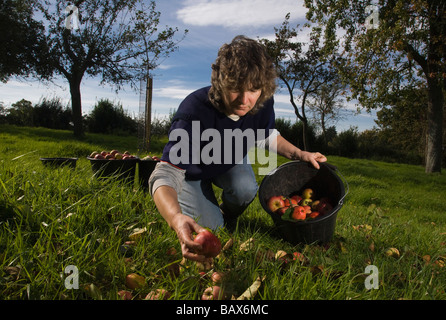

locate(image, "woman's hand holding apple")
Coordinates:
170 214 211 262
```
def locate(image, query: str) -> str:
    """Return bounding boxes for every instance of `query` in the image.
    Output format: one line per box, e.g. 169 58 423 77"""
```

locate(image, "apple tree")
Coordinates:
35 0 187 137
304 0 445 173
374 86 428 162
0 0 52 82
259 14 343 151
307 82 349 147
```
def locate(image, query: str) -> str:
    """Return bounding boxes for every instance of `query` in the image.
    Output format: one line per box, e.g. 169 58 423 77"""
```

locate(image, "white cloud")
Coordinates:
274 107 295 114
154 86 194 100
177 0 307 29
0 79 70 107
273 93 292 104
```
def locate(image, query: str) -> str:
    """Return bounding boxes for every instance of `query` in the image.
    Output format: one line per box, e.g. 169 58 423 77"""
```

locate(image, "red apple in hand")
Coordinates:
267 196 286 212
194 229 221 258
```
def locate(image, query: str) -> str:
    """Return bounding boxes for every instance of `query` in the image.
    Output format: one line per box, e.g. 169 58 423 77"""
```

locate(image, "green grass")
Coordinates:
0 125 445 300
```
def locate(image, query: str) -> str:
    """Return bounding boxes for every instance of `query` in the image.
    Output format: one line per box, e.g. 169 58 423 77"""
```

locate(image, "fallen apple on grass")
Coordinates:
145 289 171 300
117 290 133 300
201 286 225 300
211 271 225 284
193 229 222 258
293 252 308 264
385 247 400 258
125 273 146 290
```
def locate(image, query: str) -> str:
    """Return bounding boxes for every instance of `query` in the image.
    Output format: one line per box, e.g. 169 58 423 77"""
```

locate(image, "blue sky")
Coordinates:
0 0 377 132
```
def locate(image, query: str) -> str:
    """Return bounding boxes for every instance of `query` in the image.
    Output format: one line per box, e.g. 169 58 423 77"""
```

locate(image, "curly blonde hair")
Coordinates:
209 35 277 115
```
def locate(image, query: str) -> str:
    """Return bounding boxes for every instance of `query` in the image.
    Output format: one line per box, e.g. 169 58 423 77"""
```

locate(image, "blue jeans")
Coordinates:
177 160 258 230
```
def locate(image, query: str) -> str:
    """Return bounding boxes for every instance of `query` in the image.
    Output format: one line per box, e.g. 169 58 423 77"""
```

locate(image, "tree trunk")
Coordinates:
321 113 327 147
300 91 310 151
425 79 443 173
144 76 153 152
69 78 84 138
301 119 309 151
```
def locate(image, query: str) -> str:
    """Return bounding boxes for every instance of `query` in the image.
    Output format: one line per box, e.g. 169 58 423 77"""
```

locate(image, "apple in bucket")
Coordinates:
267 196 286 213
266 187 334 222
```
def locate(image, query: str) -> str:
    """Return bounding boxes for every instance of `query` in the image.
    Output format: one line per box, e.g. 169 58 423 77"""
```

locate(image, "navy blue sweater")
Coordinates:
161 86 275 180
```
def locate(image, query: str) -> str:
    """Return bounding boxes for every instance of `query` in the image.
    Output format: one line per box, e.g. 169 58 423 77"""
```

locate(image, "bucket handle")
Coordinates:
323 162 349 206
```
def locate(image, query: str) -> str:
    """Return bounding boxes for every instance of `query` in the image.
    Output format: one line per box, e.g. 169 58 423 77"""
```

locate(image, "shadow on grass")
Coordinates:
230 216 286 244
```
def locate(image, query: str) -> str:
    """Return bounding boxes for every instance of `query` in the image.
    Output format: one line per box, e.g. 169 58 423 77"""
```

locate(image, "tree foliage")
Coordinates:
304 0 445 172
0 0 52 81
259 13 345 150
86 99 136 135
32 0 187 137
33 97 73 130
6 99 34 126
307 82 349 146
1 97 72 129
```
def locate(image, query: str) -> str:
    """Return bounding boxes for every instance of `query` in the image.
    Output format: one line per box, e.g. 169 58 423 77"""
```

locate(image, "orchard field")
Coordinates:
0 125 445 301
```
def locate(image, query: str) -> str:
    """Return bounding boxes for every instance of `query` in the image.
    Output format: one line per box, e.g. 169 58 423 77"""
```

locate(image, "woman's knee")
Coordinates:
181 207 224 230
177 180 224 230
224 179 258 206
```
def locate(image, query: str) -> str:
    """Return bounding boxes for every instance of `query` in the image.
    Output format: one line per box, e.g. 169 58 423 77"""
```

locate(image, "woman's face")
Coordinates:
224 88 262 117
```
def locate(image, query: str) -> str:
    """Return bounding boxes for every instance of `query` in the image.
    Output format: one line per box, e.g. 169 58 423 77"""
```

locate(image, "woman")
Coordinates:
149 35 327 262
